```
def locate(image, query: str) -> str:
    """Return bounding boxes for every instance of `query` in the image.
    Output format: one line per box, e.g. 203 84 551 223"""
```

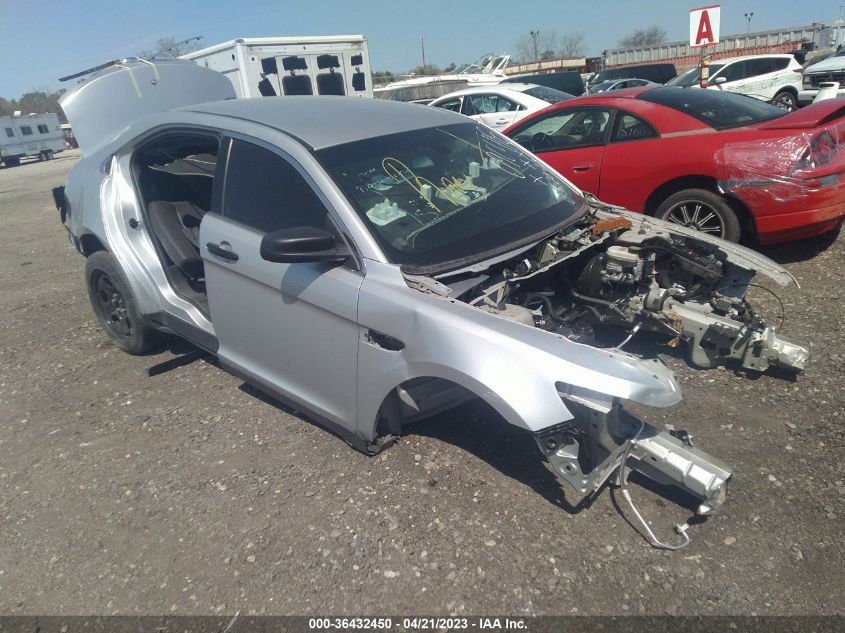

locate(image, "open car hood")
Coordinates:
610 208 797 287
59 59 235 155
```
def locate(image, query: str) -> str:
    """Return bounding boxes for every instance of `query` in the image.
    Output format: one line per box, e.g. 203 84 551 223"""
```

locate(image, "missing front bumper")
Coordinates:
535 398 732 517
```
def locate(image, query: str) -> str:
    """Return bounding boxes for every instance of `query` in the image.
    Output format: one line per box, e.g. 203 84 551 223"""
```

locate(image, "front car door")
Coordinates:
432 96 463 113
464 93 524 130
200 135 363 429
710 60 747 92
506 106 613 194
597 109 661 210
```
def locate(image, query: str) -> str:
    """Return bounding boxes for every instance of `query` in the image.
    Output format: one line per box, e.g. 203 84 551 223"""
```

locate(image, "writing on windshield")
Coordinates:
317 122 582 269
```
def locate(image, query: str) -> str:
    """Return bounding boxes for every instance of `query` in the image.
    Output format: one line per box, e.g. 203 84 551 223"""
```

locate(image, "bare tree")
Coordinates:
514 30 561 63
139 36 203 60
618 26 668 48
409 64 441 76
559 32 586 57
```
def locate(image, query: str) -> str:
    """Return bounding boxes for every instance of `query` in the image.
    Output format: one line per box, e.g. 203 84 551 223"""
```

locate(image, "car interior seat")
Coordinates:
147 201 206 281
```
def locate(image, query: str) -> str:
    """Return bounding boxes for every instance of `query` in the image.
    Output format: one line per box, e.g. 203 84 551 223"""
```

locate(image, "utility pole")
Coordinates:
530 30 539 61
420 35 427 75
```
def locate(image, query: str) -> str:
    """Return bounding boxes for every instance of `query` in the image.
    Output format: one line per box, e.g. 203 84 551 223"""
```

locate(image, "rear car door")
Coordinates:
732 58 777 99
506 106 613 194
200 136 363 427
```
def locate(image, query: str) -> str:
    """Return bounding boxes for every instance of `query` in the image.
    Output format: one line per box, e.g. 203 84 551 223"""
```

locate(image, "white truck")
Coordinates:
181 36 372 99
799 53 845 105
1 112 65 166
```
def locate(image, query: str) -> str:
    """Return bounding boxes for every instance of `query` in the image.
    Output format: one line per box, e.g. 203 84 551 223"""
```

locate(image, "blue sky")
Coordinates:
0 0 839 98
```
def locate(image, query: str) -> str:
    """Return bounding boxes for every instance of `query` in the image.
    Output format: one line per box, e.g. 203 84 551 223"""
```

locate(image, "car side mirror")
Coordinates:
260 226 349 264
713 76 727 85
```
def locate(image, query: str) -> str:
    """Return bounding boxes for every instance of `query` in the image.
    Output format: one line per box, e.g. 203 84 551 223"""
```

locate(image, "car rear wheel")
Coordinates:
772 90 797 111
85 251 161 354
654 189 741 242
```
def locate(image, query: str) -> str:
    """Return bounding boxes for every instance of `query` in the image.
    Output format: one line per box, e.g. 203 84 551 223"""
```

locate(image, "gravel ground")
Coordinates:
0 152 843 616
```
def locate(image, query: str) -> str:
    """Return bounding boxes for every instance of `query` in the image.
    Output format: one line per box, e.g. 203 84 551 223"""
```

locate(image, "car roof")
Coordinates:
578 86 656 100
710 53 796 65
432 84 537 99
182 96 467 150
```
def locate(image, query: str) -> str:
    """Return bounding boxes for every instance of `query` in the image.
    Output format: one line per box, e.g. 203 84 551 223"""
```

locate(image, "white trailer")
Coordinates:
182 36 372 99
1 112 65 166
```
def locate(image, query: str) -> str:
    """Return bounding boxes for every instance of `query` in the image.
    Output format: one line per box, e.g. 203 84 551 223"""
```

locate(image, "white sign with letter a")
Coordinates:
690 5 721 47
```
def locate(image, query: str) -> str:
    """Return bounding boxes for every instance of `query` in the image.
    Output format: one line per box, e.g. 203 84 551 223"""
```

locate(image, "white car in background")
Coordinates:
428 83 573 131
668 54 803 110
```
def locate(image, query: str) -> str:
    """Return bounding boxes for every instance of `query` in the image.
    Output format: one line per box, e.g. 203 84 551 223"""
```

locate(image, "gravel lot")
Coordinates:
1 152 843 616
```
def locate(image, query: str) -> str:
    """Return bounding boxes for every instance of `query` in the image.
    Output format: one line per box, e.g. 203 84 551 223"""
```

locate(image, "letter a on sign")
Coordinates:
690 5 721 47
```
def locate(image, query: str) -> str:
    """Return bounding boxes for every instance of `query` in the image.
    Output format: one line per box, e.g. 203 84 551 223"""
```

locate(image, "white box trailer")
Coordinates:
182 36 373 99
1 112 65 166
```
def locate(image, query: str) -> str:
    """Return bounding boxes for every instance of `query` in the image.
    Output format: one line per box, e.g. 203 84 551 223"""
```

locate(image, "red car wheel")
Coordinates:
655 189 741 242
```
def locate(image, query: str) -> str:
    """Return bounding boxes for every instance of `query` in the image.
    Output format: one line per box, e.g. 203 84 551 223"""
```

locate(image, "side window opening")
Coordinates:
718 61 746 83
316 54 345 96
281 56 313 96
222 140 330 234
611 112 658 142
351 54 366 92
435 98 462 112
509 108 611 152
21 125 33 136
5 127 13 138
257 57 279 97
772 58 790 71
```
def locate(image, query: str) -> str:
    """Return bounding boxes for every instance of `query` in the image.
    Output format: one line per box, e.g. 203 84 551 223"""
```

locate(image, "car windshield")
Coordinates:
638 86 785 128
317 123 583 271
523 85 574 104
667 65 724 87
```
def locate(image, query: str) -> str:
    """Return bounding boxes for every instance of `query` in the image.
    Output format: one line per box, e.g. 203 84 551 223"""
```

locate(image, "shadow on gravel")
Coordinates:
406 400 598 515
755 222 842 265
146 338 216 376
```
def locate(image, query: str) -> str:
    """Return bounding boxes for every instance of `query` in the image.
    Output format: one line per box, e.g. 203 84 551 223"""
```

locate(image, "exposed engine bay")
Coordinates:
400 206 811 547
416 208 810 373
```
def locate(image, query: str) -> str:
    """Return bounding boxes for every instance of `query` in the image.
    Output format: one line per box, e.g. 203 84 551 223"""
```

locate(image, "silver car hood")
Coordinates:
608 208 797 287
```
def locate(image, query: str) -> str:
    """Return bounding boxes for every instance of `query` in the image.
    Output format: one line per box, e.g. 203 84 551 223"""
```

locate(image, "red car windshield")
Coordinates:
638 87 785 129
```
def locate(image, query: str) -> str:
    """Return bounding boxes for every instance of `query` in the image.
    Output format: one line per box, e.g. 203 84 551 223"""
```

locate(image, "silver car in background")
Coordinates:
55 60 810 546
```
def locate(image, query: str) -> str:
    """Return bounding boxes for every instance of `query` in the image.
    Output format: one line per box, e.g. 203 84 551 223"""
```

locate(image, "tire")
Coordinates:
654 188 742 242
85 251 161 354
772 90 797 111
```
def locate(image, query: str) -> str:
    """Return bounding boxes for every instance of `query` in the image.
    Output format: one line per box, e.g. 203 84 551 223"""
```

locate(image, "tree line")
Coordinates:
512 25 667 63
0 91 67 122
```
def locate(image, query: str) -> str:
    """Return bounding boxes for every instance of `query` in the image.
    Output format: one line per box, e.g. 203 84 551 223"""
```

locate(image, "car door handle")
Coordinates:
572 163 594 172
206 241 239 262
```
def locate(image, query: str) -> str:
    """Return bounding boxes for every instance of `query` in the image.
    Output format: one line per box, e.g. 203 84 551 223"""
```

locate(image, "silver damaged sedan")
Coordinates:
54 60 811 546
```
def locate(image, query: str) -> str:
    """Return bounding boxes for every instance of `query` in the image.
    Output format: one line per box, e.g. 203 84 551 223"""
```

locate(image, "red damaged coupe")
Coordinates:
503 86 845 244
